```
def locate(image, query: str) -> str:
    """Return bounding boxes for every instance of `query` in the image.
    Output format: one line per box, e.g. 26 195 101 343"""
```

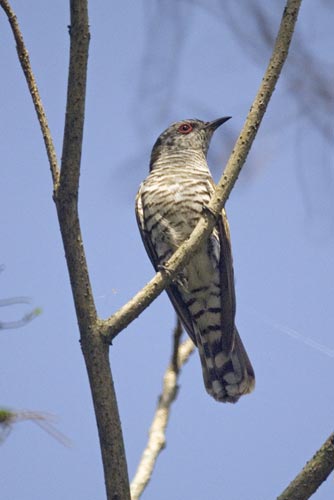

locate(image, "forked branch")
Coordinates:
0 2 130 499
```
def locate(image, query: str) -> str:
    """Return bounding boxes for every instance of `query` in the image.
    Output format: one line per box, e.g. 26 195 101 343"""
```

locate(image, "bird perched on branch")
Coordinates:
136 118 255 403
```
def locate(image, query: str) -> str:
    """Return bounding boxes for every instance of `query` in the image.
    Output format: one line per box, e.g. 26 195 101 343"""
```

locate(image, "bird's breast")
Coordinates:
141 168 213 249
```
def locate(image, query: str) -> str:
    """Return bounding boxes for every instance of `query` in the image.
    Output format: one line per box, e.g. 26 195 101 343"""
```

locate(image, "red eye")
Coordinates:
178 123 193 134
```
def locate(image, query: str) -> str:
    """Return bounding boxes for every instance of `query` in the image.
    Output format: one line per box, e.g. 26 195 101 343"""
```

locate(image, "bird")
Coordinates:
135 118 255 403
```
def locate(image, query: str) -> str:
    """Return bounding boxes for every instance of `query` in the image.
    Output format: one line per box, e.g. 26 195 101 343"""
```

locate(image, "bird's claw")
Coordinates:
158 264 188 291
202 204 217 219
157 263 173 279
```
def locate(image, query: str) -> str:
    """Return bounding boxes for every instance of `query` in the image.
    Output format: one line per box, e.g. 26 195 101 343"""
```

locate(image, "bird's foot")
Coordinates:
157 263 173 279
202 204 218 219
158 264 188 291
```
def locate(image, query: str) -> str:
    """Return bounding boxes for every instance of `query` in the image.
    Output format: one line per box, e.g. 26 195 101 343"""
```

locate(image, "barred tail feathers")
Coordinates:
196 327 255 403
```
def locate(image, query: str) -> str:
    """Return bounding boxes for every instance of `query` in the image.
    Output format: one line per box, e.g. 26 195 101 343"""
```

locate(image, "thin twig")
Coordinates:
277 433 334 500
0 0 60 188
0 307 41 330
130 323 195 500
0 297 41 330
0 408 71 447
0 297 31 306
103 0 303 343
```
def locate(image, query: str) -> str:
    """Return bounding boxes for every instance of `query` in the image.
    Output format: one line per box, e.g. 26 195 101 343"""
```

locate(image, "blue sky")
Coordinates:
1 1 333 499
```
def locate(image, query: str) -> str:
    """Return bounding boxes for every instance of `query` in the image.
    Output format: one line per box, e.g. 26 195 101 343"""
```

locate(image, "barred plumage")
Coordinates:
136 118 255 403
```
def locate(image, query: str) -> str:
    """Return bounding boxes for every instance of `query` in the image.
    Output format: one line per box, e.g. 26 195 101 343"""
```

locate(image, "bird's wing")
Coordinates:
135 187 197 344
217 208 237 355
161 207 237 353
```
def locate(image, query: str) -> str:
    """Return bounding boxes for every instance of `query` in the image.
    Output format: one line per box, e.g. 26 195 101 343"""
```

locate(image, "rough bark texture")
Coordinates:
277 433 334 500
55 2 130 499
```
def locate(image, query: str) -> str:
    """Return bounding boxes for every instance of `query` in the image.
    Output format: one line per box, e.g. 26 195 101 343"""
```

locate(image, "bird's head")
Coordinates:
149 117 231 170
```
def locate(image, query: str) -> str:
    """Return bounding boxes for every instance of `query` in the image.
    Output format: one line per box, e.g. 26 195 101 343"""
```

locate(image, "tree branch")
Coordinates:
130 319 195 500
0 408 71 447
277 432 334 500
55 2 130 499
55 0 96 330
0 296 41 329
0 0 60 188
1 2 130 499
103 0 303 343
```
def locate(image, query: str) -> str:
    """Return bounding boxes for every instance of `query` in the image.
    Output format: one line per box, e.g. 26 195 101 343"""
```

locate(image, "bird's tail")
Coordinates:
197 327 255 403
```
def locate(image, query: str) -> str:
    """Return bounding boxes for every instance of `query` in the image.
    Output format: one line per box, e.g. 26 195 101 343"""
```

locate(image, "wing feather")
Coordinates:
135 188 197 344
217 209 237 355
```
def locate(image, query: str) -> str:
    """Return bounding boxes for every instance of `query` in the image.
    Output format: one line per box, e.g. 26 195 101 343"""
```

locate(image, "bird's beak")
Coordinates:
205 116 231 131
